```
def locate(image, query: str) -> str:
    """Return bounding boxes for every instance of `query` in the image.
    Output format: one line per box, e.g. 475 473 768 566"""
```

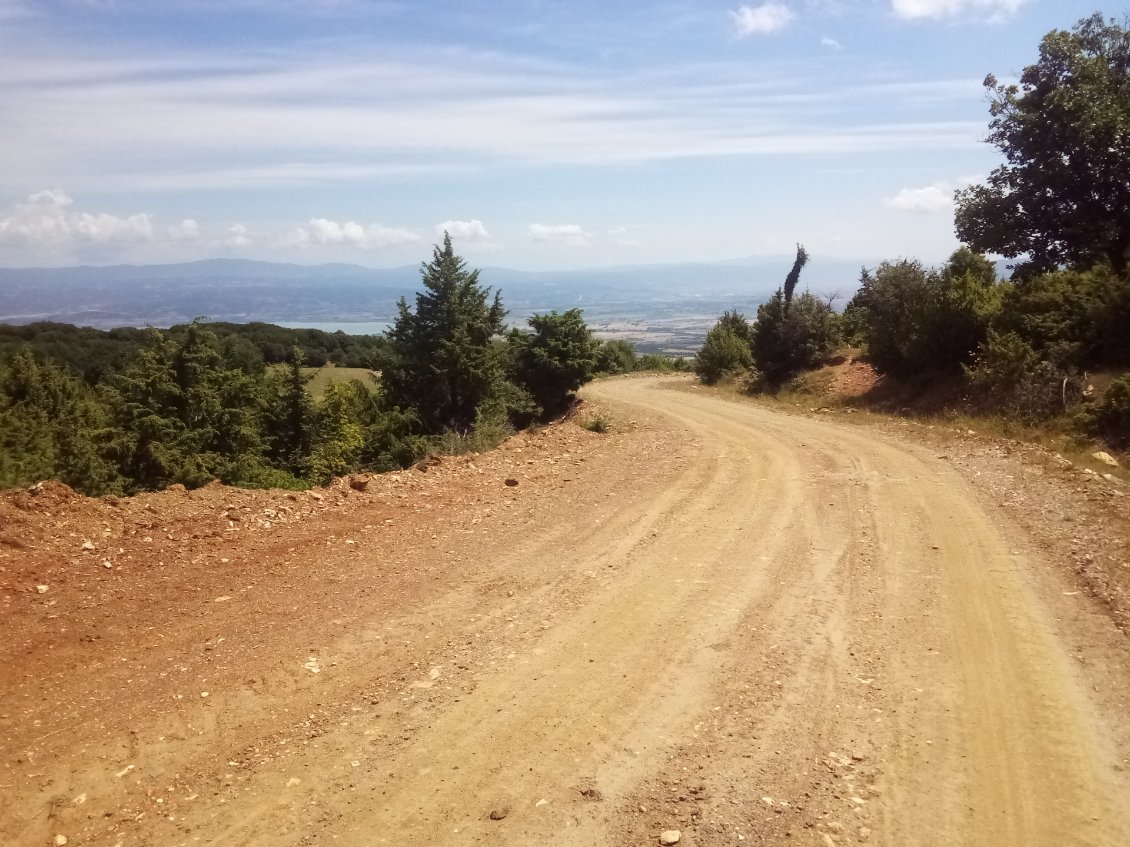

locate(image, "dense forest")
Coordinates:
0 235 680 495
695 14 1130 450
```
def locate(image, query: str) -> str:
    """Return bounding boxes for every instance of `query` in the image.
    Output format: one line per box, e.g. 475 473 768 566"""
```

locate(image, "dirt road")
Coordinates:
3 376 1129 846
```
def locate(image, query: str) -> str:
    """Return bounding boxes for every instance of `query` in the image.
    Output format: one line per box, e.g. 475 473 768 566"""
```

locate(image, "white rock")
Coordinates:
1092 451 1120 467
54 836 68 846
659 830 681 846
36 584 49 594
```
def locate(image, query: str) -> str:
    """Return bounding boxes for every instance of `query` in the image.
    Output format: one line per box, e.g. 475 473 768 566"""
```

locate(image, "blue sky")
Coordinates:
0 0 1110 270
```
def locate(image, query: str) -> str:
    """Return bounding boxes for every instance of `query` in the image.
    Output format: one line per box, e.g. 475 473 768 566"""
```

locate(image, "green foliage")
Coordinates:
0 352 121 493
636 353 688 372
993 265 1130 368
751 291 839 386
848 250 1000 377
695 313 753 385
383 233 507 433
510 308 598 417
100 325 267 491
594 339 638 375
262 349 315 475
0 402 56 490
783 244 810 306
0 321 389 387
1083 375 1130 446
955 14 1130 275
303 380 367 484
581 414 611 433
965 331 1074 424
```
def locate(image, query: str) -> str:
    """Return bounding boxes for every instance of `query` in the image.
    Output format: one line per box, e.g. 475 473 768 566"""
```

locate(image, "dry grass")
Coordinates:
268 363 380 399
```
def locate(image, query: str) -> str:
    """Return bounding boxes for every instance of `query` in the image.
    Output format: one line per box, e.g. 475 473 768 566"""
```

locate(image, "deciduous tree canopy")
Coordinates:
955 13 1130 275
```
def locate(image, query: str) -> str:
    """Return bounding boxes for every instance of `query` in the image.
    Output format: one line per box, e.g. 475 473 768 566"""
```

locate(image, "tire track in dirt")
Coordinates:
4 375 1128 846
598 378 1130 847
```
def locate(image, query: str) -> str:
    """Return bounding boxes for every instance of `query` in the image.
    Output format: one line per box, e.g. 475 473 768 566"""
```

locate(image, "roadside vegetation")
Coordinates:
695 13 1130 454
0 233 689 495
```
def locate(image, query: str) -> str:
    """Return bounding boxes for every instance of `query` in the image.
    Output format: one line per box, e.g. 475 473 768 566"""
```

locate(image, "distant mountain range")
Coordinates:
0 256 876 330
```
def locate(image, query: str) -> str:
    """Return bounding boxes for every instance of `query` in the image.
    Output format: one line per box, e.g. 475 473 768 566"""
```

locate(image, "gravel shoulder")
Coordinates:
2 374 1128 847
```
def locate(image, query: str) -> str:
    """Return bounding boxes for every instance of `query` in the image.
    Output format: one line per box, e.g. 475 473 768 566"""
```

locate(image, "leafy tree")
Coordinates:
992 264 1130 367
594 339 638 375
748 245 839 385
955 14 1130 275
0 352 119 493
848 250 999 377
383 233 507 433
751 291 839 385
929 247 1003 369
262 347 315 475
303 381 366 484
695 313 753 385
100 331 186 490
510 308 598 417
1084 374 1130 446
783 244 810 306
102 325 266 491
637 353 689 372
965 330 1071 423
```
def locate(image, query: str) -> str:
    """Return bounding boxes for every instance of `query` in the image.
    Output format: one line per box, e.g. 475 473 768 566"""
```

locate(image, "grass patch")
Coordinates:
580 414 612 433
269 363 380 399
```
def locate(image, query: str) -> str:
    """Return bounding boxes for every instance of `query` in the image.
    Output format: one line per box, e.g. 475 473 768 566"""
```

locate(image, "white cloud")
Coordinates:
731 2 795 37
821 36 842 49
73 211 154 243
608 226 641 247
167 218 200 241
885 182 954 212
437 219 493 243
528 223 591 246
288 218 420 250
224 223 253 248
890 0 1029 21
0 189 153 247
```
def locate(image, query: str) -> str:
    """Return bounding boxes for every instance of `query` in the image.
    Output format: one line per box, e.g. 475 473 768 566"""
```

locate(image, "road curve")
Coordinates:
317 375 1130 846
5 375 1128 847
586 376 1130 846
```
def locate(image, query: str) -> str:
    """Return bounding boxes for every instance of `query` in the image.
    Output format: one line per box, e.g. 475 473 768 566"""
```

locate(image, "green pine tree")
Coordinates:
383 233 507 433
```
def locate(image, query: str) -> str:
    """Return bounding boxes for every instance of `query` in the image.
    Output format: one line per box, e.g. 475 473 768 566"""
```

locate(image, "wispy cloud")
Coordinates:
890 0 1030 21
528 223 591 246
731 2 795 36
0 47 985 199
821 35 842 49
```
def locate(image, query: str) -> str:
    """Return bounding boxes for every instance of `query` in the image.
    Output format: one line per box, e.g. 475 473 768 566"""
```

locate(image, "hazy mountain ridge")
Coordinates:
0 256 874 331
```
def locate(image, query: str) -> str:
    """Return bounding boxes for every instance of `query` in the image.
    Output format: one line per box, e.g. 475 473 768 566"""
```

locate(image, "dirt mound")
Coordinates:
827 355 880 397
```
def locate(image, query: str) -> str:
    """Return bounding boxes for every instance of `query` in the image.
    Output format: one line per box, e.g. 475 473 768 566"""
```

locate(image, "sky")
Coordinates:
0 0 1112 270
